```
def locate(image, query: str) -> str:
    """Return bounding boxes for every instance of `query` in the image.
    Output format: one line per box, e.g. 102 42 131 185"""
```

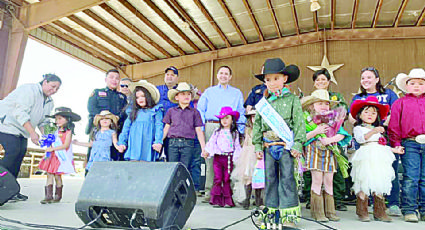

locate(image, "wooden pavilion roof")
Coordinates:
6 0 425 78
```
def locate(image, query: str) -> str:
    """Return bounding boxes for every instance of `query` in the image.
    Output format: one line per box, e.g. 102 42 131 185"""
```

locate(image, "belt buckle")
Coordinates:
415 134 425 144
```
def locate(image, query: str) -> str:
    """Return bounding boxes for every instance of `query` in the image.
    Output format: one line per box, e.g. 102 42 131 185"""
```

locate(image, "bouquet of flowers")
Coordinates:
39 134 55 158
304 107 350 178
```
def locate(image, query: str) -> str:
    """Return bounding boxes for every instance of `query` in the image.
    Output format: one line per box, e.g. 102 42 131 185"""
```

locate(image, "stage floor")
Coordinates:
0 177 423 230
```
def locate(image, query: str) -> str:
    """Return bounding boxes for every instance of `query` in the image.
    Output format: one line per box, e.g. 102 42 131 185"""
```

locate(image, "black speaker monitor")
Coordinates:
75 162 196 229
0 166 20 205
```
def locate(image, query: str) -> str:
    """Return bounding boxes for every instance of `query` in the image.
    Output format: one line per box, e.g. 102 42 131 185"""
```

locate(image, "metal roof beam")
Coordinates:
416 6 425 26
372 0 383 28
394 0 409 27
266 0 281 37
193 0 231 47
217 0 247 44
289 0 300 35
351 0 359 29
242 0 264 41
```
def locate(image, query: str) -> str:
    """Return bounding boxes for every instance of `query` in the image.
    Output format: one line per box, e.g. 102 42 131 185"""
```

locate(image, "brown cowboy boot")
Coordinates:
356 196 370 222
40 184 54 204
373 195 392 222
254 189 264 207
52 185 63 203
310 191 329 222
323 191 340 221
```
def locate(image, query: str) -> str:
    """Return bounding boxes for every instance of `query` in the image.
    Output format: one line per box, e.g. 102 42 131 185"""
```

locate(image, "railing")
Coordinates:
0 145 86 178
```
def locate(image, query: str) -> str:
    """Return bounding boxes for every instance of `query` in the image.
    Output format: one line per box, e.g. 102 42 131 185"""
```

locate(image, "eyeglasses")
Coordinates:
120 84 129 88
361 67 379 78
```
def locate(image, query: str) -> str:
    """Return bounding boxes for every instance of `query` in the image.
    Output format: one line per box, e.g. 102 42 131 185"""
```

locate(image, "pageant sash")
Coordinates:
255 97 294 150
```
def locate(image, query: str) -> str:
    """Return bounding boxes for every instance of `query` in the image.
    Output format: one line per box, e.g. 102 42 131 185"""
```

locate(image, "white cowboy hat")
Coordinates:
93 110 119 127
395 68 425 93
167 82 197 104
301 89 340 110
129 80 160 104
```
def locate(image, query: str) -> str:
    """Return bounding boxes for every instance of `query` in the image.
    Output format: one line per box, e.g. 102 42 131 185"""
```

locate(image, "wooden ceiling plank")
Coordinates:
99 3 172 58
394 0 409 27
42 24 120 67
265 0 281 37
289 0 300 35
416 6 425 26
217 0 248 44
241 0 264 41
22 0 104 30
166 0 216 50
83 9 158 60
68 14 143 63
351 0 359 29
313 11 319 32
331 0 335 30
52 21 129 64
192 0 231 47
372 0 383 28
117 0 185 55
143 0 200 53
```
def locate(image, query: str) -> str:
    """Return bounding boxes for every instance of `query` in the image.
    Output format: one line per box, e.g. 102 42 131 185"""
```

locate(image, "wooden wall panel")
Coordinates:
140 38 425 104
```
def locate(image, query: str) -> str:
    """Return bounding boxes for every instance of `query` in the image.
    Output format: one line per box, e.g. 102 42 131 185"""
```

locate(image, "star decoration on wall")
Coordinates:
307 55 344 85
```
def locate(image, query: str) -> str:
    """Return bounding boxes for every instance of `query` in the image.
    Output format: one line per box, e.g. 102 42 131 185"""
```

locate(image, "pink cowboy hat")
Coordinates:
350 96 390 120
215 106 240 121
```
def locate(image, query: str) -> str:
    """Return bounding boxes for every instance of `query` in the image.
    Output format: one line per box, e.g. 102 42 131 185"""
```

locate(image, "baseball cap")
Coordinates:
165 66 178 75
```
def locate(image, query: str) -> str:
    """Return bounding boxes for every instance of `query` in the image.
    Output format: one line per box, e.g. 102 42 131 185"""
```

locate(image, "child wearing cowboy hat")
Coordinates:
117 80 164 162
388 68 425 222
39 107 81 204
163 82 206 170
251 58 306 227
73 110 120 173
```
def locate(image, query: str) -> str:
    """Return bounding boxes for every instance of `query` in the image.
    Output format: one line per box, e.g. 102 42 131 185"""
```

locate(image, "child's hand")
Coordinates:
392 146 405 155
72 139 78 145
315 124 329 135
45 147 54 152
202 152 209 158
256 151 263 160
118 145 126 153
373 126 385 134
152 143 162 152
290 149 301 158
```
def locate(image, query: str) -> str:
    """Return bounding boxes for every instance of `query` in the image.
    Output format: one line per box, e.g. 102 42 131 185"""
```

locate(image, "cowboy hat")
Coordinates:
129 80 160 104
395 68 425 93
93 110 119 126
350 96 389 120
245 109 257 117
46 107 81 122
167 82 197 104
254 58 300 84
301 89 340 110
215 106 240 121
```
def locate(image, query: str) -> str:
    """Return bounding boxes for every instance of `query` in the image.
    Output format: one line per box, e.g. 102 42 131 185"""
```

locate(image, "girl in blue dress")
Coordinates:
73 110 119 172
118 80 163 161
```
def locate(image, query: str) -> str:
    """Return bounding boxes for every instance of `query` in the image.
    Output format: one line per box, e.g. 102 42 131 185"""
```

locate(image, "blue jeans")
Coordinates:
400 140 425 215
167 138 194 170
386 153 400 207
189 139 201 191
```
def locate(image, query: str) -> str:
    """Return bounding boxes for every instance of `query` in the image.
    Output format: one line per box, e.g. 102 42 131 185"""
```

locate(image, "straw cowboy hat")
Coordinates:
254 58 300 84
167 82 198 104
215 106 240 121
395 68 425 93
47 107 81 122
301 89 340 110
129 80 160 104
350 96 390 120
93 110 118 126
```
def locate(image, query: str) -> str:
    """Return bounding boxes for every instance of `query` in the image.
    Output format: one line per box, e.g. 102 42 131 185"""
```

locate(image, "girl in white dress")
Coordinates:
350 96 404 222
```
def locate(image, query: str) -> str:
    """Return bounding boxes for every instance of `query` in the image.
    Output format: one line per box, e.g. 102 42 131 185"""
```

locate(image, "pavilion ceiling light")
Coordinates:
310 0 321 12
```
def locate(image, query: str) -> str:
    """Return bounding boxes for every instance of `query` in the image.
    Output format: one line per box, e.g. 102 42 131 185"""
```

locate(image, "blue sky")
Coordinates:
18 39 106 152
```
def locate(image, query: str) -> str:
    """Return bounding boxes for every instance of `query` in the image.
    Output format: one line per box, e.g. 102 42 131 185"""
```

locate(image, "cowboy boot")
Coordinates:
52 186 63 203
40 184 54 204
254 189 264 207
356 196 370 222
310 191 329 222
373 195 392 222
323 191 340 221
240 185 252 210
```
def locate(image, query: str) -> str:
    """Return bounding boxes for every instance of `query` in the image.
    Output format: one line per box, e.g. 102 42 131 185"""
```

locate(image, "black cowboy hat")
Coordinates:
254 58 300 84
47 107 81 122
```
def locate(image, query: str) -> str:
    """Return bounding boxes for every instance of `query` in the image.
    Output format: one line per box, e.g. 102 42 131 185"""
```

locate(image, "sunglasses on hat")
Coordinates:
120 84 129 88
